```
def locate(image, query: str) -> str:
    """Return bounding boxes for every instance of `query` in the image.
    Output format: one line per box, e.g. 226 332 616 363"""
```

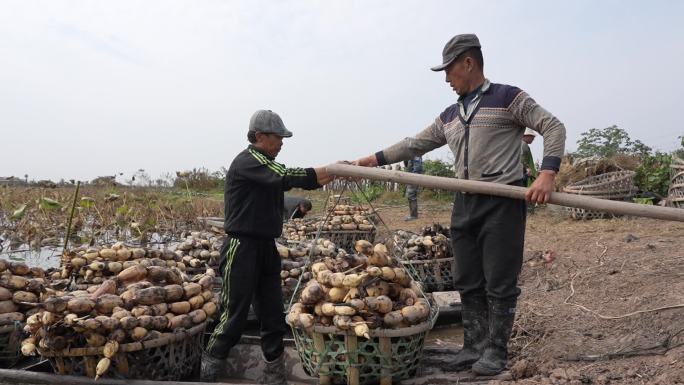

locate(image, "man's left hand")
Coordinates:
526 171 555 204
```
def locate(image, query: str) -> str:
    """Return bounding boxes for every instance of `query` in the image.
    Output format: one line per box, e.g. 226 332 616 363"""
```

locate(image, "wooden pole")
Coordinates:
325 164 684 223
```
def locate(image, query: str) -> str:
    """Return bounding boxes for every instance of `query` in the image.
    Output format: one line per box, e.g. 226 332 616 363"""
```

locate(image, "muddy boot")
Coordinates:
471 298 516 376
405 200 418 221
261 352 287 385
446 294 488 371
200 351 224 382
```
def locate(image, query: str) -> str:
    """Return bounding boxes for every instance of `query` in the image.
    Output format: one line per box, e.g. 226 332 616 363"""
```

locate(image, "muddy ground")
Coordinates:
367 200 684 385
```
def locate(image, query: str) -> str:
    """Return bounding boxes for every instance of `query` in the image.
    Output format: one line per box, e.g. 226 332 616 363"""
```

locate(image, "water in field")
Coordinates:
0 231 183 269
0 243 63 269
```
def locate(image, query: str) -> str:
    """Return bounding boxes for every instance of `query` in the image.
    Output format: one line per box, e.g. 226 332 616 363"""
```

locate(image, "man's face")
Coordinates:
298 204 310 216
445 57 474 96
522 135 535 144
255 132 284 158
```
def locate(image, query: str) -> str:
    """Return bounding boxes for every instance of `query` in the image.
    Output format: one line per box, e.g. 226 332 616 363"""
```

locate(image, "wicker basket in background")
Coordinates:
563 171 637 220
668 156 684 209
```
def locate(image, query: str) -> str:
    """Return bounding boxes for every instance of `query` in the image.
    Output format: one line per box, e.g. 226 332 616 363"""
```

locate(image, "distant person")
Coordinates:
283 196 312 221
403 155 424 221
201 110 333 384
521 128 538 187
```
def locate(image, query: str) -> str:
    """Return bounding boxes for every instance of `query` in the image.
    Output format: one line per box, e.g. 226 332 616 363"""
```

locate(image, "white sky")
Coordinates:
1 0 683 182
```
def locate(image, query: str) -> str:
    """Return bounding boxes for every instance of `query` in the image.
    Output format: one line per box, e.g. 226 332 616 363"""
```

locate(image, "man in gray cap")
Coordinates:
201 110 333 383
351 34 566 375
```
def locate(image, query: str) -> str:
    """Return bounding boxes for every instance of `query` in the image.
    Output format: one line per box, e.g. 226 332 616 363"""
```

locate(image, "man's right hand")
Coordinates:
314 167 334 186
353 155 378 167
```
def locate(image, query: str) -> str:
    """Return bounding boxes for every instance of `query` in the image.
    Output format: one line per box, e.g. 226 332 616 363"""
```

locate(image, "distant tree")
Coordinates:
155 172 175 188
422 159 454 177
36 180 57 188
91 176 117 186
677 136 684 159
418 158 454 200
634 152 672 197
129 169 152 187
173 167 223 191
574 125 651 158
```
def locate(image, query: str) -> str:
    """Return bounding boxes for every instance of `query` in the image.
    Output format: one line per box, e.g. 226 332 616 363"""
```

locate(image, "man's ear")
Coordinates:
464 56 473 72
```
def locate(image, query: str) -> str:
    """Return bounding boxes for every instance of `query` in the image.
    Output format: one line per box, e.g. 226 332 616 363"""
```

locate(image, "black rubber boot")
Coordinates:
447 293 488 371
405 200 418 221
200 351 224 382
471 298 516 376
261 352 287 385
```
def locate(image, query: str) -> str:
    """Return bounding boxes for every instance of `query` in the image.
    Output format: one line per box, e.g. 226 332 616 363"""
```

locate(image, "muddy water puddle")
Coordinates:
425 324 464 346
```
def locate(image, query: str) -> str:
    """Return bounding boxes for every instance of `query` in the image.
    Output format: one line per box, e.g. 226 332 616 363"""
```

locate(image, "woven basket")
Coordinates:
0 323 22 367
289 256 438 385
563 171 637 220
668 157 684 208
38 322 206 381
292 313 436 385
400 257 456 293
563 170 637 197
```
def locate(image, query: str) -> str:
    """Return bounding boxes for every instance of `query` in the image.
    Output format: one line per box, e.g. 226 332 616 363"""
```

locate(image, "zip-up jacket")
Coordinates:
223 146 320 238
375 79 566 184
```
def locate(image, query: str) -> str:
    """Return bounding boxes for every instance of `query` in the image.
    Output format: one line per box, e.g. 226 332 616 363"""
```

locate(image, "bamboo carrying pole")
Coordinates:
325 164 684 223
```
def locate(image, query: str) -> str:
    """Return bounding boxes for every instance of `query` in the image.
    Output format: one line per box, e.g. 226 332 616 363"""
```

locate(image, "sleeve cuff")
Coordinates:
375 151 388 166
540 156 561 172
305 167 320 188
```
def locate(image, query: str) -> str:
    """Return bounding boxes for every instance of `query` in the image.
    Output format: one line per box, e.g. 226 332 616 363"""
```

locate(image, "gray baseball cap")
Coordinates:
248 110 293 138
430 33 481 71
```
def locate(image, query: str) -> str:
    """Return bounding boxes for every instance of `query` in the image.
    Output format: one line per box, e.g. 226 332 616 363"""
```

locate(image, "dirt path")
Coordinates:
353 201 684 384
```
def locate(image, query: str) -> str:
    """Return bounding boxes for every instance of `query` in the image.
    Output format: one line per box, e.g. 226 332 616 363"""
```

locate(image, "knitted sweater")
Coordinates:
376 79 566 185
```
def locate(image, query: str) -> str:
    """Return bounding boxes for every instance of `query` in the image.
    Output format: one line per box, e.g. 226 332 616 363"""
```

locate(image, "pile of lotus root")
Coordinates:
278 238 343 303
287 240 430 339
22 252 218 380
394 224 452 261
282 205 375 242
0 260 48 326
173 231 223 270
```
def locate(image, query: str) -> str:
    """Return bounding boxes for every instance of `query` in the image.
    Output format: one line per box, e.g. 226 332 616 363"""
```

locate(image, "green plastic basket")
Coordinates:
292 320 434 385
288 224 438 384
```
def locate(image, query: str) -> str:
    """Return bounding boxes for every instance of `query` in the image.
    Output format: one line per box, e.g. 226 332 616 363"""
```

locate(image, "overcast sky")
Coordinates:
1 0 683 182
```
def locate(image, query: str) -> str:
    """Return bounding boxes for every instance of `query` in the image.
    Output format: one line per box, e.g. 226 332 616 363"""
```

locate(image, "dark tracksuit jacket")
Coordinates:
206 145 320 360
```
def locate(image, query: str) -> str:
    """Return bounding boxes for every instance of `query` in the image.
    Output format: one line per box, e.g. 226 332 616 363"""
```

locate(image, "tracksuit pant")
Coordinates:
205 235 286 361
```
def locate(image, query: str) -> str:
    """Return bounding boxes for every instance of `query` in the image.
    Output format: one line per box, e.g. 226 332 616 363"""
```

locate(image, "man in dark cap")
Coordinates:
283 195 313 221
201 110 333 383
351 34 566 375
